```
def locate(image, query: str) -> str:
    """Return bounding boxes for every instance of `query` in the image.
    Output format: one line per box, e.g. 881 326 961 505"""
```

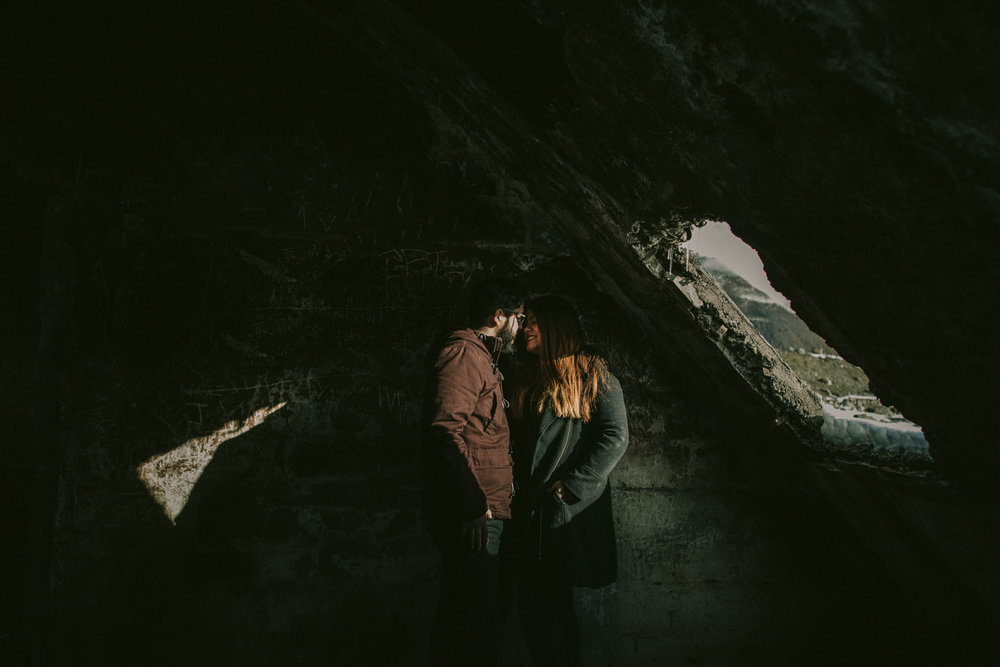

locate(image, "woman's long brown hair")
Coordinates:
511 295 609 422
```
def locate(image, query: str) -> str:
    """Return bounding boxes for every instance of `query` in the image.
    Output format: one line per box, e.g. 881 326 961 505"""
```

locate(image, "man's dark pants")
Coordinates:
427 518 504 666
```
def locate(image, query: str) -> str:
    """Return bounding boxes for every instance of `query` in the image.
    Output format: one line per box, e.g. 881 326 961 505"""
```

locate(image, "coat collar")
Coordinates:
531 402 573 475
474 331 503 369
443 328 502 367
536 403 559 442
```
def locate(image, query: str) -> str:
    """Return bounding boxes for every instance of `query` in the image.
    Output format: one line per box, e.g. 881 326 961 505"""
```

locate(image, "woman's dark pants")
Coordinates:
517 558 583 667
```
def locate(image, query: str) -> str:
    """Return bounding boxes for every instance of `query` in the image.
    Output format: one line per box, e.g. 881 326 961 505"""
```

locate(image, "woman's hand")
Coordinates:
548 480 579 504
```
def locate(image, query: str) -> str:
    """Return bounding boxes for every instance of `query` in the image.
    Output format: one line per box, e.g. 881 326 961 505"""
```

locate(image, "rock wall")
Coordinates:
31 176 999 664
4 1 1000 664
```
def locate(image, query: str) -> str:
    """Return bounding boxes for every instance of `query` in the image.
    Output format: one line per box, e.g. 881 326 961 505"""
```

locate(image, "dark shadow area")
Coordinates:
0 166 46 664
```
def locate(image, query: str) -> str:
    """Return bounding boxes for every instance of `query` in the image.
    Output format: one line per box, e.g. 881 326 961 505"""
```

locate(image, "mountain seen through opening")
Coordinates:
686 221 930 464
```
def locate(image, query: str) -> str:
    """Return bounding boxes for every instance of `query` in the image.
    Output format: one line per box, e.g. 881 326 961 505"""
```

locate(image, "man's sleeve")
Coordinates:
426 343 489 521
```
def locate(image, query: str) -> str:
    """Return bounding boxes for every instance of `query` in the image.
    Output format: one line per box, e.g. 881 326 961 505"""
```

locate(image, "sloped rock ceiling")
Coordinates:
8 0 997 486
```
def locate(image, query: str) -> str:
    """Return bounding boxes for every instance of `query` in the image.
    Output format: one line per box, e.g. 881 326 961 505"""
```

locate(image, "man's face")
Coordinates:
498 304 525 353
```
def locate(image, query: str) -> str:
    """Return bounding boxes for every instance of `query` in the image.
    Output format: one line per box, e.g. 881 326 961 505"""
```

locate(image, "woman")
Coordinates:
507 295 629 666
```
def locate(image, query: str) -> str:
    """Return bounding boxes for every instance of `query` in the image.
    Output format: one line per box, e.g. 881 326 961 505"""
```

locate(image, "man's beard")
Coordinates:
498 321 518 353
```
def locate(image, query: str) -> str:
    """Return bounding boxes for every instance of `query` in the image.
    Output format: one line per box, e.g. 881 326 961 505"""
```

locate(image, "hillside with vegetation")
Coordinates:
696 254 923 437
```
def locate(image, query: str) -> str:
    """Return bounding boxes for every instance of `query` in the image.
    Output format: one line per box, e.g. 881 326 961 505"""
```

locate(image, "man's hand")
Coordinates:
458 511 490 550
548 480 579 504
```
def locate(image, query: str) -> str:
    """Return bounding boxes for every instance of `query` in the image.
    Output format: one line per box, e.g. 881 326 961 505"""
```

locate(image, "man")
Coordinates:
421 277 525 666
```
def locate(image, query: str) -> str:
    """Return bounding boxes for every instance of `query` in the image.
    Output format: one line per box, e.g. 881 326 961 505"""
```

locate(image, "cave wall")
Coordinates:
24 128 804 664
29 160 999 665
8 1 998 483
4 1 1000 664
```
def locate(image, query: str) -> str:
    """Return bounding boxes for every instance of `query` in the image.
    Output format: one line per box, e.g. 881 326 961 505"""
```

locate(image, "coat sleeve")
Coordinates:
424 343 489 521
561 373 629 507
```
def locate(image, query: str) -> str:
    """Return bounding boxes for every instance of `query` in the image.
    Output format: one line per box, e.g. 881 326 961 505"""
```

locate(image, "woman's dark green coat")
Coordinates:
511 372 629 588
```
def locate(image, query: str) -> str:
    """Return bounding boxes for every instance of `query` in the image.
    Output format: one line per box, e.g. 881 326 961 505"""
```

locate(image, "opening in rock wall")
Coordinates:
686 221 930 467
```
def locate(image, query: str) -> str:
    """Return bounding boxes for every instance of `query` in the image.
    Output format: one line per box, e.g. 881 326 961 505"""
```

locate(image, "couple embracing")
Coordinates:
421 278 629 666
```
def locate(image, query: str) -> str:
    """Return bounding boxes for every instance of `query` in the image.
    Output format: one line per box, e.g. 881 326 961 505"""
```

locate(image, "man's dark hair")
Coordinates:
467 276 527 327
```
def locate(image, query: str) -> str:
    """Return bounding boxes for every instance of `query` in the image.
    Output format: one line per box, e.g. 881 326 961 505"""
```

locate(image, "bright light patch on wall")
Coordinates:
137 402 286 524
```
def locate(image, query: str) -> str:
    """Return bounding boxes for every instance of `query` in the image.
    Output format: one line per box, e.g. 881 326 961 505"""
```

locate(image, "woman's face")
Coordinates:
522 310 541 355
